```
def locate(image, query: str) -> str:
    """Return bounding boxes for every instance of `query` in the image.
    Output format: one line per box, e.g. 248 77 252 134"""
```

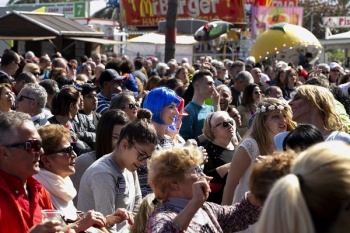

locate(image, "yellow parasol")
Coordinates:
249 23 322 66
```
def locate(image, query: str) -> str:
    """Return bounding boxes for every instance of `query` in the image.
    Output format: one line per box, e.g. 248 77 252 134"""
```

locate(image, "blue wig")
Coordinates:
143 87 180 124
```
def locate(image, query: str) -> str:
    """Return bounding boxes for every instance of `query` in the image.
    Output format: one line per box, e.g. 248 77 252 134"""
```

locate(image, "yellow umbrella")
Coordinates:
250 23 322 66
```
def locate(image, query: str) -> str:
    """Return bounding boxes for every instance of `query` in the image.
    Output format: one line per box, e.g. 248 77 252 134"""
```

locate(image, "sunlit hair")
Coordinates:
144 76 161 91
296 85 348 132
175 66 189 84
0 83 12 99
256 141 350 233
130 193 161 233
283 68 298 87
117 109 157 148
38 124 70 156
51 86 80 116
23 63 40 74
148 147 203 201
0 112 32 146
96 109 130 159
109 92 135 110
241 83 259 106
203 111 235 141
247 98 297 155
275 69 286 87
143 87 180 125
249 150 296 205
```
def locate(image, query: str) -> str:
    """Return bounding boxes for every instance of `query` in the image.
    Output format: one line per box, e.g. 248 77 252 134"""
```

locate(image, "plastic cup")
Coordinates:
41 209 62 223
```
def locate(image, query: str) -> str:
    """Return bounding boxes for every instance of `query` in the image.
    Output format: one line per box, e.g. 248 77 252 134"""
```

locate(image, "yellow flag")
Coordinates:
33 7 46 13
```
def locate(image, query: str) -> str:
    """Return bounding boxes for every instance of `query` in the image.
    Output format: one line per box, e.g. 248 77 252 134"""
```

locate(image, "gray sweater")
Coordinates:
77 155 141 233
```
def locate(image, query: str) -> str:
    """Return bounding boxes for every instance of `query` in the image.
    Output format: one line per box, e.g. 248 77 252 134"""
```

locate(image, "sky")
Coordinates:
0 0 7 7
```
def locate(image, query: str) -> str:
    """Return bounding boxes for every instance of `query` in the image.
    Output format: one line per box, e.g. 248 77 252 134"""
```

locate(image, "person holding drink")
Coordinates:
35 124 132 233
0 112 58 232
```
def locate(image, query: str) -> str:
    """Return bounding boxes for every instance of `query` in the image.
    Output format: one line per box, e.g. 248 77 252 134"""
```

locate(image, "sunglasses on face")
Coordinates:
322 71 330 75
331 69 340 73
254 91 262 95
17 95 35 102
124 102 139 110
51 146 74 158
5 139 42 153
214 120 234 128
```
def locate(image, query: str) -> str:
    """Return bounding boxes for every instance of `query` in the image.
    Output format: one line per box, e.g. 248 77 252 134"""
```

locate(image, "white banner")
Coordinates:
322 16 350 28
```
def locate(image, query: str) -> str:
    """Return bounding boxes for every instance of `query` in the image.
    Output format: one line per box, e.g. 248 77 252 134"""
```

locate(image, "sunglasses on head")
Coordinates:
214 120 234 128
124 102 139 110
51 146 74 157
5 139 42 153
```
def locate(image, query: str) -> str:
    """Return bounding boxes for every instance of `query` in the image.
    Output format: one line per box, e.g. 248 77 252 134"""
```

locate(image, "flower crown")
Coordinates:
256 104 285 113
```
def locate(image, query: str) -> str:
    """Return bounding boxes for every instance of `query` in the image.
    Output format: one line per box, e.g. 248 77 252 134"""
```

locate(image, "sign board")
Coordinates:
322 17 350 28
11 2 87 18
245 0 297 15
251 6 303 38
120 0 245 27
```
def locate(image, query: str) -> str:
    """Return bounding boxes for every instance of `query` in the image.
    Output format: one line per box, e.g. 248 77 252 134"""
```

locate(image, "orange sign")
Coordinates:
120 0 245 27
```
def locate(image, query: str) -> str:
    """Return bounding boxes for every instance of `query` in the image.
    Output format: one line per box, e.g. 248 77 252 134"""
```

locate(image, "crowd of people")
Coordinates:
1 48 350 233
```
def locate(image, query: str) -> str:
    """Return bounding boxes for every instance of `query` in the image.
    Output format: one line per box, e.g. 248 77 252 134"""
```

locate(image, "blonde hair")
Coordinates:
130 193 161 233
23 63 40 74
248 98 297 155
256 141 350 233
203 111 234 141
296 85 348 132
249 150 296 205
148 147 203 201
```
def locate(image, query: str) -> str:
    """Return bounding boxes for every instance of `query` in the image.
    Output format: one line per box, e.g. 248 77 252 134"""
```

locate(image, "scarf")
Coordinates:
34 169 78 220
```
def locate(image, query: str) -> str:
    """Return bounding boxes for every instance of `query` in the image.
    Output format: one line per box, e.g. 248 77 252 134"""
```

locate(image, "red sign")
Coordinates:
120 0 245 27
253 0 297 6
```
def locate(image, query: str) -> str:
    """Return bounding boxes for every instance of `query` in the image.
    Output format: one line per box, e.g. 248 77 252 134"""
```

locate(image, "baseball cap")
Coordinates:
99 69 125 86
177 97 188 116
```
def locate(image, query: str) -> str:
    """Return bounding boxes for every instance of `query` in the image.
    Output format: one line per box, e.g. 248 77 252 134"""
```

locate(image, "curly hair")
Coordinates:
148 147 204 201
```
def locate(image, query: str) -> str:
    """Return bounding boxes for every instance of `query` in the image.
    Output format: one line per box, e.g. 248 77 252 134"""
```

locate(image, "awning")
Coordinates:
67 37 126 45
0 36 56 41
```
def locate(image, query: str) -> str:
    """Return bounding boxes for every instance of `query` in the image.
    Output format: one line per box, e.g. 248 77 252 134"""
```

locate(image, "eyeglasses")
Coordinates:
17 95 35 101
132 144 151 162
124 102 139 110
186 166 205 179
213 120 234 128
51 146 74 158
331 69 340 73
85 94 97 99
254 91 262 95
4 139 42 153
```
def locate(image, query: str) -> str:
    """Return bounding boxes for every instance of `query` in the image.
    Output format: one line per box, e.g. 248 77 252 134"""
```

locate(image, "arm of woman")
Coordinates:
221 146 251 205
172 178 211 231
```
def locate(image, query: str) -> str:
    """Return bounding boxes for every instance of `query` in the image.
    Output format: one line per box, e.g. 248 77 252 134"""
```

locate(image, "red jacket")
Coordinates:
0 170 53 233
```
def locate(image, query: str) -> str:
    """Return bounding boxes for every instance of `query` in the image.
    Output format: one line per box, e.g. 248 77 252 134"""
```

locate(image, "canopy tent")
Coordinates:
124 32 198 63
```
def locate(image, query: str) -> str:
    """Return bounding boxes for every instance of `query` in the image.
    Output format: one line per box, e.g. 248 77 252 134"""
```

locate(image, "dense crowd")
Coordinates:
1 49 350 233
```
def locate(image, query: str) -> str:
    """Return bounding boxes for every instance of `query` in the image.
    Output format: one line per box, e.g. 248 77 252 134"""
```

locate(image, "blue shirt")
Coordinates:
96 93 115 114
179 101 214 141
